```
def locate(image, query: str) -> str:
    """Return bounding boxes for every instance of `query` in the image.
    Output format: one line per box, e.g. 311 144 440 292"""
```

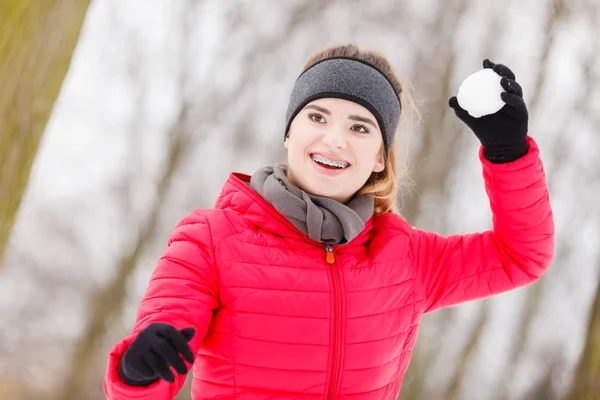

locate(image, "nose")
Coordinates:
321 126 347 149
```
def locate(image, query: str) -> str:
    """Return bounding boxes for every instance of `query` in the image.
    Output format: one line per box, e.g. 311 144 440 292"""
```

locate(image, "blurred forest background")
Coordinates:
1 0 599 399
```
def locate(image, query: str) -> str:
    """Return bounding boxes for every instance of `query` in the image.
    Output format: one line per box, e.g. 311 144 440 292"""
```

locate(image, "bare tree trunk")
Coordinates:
0 0 91 267
401 0 466 225
53 109 190 400
521 360 562 400
398 1 469 396
444 305 490 400
399 1 511 397
497 3 586 397
564 272 600 399
53 3 338 397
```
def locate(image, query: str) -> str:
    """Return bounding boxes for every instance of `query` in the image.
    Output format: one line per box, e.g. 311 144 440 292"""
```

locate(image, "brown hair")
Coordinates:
301 44 419 214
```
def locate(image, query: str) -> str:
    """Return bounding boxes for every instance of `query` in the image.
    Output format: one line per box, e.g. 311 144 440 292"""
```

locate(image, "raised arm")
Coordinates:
413 137 554 312
415 60 554 313
103 210 220 400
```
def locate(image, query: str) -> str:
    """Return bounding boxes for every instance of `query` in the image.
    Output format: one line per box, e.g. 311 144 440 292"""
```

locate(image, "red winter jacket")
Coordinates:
104 137 554 400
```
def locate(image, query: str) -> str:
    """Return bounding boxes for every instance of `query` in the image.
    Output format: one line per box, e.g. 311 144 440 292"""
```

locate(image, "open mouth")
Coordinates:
310 154 350 170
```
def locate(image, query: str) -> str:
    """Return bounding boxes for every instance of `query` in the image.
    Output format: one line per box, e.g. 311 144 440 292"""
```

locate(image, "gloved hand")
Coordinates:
119 323 196 386
449 59 529 163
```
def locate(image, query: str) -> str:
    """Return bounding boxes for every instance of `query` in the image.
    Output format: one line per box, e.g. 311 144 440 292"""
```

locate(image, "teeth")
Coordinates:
311 154 348 168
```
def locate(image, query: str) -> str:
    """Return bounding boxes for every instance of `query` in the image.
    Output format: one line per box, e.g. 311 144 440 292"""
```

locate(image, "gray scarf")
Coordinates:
249 164 374 245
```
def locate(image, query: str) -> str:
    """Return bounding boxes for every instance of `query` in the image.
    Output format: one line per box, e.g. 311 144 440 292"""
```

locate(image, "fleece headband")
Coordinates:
284 56 401 153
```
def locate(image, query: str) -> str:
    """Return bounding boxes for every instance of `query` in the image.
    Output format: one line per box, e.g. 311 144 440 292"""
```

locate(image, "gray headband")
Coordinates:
284 57 401 153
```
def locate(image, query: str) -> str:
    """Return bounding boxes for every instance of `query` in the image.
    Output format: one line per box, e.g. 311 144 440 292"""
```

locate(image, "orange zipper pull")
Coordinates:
325 244 335 264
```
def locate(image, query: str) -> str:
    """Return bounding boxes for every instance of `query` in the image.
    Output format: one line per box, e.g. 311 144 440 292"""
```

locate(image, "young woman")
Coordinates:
104 44 554 400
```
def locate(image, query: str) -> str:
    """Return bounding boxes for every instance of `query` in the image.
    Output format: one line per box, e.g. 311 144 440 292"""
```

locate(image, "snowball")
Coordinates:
456 68 504 118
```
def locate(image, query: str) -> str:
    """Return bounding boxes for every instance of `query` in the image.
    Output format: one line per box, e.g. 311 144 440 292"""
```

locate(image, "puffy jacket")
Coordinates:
104 137 554 399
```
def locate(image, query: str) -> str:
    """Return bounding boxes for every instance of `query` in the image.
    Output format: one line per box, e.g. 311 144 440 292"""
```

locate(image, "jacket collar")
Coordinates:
215 173 374 247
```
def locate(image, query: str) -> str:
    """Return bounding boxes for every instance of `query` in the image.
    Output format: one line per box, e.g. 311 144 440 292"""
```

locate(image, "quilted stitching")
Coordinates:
104 137 554 400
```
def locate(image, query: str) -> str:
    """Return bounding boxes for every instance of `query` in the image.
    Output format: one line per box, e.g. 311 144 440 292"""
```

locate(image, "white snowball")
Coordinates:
456 68 504 118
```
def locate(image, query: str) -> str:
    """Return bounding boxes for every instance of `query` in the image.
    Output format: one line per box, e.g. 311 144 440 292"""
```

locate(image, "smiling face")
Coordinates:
284 98 385 203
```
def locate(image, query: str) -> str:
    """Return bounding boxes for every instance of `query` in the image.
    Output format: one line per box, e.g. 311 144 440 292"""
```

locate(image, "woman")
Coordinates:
104 44 554 400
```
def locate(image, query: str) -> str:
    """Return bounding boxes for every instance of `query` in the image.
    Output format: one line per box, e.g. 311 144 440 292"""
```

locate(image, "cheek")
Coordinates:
288 127 319 153
354 139 382 164
286 136 309 165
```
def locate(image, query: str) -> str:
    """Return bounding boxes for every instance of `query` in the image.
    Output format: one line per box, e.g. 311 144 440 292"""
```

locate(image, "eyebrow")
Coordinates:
304 104 379 130
304 104 331 115
348 114 378 130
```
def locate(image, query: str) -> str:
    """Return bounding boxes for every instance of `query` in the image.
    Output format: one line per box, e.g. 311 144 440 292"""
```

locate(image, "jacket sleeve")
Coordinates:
103 210 220 400
412 136 554 313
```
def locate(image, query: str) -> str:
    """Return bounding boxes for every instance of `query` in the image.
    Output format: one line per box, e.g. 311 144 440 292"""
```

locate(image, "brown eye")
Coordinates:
308 113 325 123
352 124 370 134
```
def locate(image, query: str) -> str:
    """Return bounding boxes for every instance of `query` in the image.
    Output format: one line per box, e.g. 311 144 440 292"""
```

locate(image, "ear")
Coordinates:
283 138 289 149
373 152 385 173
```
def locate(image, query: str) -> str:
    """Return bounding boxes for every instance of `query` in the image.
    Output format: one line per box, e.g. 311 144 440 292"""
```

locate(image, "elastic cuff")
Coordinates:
482 140 529 164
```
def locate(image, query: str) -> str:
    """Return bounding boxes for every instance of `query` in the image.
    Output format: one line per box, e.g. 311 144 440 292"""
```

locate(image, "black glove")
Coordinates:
449 59 529 163
119 323 195 386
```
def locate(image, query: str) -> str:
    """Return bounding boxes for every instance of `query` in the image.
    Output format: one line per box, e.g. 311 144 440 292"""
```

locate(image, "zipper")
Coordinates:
325 244 342 400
